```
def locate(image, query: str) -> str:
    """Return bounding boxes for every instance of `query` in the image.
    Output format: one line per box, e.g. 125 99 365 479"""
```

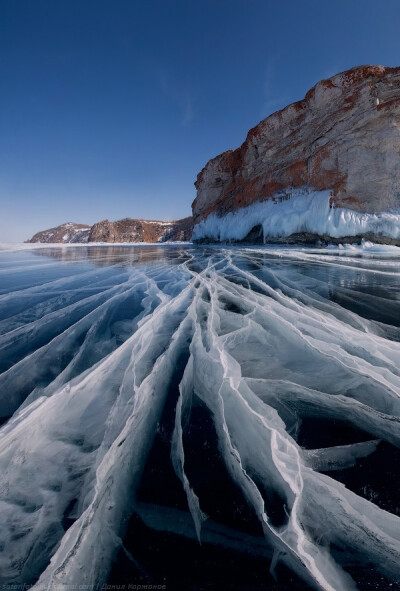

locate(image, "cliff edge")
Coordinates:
88 217 192 243
192 65 400 244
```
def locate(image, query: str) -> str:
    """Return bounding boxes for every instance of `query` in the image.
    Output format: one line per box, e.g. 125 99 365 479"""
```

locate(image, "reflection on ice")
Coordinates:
0 244 400 591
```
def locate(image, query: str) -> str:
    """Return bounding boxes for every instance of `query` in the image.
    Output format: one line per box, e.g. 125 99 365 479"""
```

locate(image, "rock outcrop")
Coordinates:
192 65 400 243
88 217 193 243
27 217 193 244
28 223 91 243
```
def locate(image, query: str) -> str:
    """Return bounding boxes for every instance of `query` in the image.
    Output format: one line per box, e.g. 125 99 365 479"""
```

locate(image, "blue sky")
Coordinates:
1 0 400 241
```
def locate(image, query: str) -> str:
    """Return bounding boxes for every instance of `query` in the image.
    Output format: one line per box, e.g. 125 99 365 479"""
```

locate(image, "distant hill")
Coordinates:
28 222 91 243
27 217 193 243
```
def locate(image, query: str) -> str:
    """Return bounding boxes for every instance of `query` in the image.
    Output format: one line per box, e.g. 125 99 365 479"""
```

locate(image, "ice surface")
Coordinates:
192 190 400 242
0 244 400 590
303 440 381 472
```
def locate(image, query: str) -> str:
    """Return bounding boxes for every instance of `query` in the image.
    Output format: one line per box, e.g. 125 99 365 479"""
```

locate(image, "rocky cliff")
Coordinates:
28 223 91 243
27 217 193 244
88 217 193 243
192 65 400 244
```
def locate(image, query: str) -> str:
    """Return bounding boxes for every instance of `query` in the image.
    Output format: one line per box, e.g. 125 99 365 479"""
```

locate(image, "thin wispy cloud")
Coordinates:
158 70 195 126
260 58 288 118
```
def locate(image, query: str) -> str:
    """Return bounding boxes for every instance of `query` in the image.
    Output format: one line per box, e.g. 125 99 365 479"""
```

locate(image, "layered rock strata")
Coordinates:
192 65 400 243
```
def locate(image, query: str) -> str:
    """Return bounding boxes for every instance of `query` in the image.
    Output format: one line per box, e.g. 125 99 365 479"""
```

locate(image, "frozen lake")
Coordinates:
0 243 400 590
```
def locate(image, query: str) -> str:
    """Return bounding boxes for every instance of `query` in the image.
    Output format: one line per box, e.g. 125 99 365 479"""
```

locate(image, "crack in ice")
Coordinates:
0 245 399 590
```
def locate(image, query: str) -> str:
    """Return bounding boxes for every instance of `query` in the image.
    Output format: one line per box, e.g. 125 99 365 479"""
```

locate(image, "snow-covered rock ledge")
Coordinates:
192 191 400 245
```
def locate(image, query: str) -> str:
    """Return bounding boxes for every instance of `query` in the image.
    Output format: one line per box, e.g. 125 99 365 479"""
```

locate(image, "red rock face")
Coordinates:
192 65 400 223
88 217 193 243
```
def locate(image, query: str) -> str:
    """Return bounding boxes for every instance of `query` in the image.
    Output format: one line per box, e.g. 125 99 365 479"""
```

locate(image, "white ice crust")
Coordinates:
192 190 400 242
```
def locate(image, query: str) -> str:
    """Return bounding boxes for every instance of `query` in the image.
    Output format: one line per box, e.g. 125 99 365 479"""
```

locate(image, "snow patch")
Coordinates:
145 221 175 226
